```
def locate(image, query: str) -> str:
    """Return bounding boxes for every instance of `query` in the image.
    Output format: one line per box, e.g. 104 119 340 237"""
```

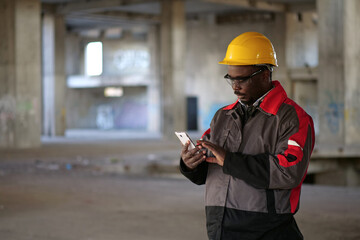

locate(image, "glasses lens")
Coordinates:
225 78 233 86
224 68 265 86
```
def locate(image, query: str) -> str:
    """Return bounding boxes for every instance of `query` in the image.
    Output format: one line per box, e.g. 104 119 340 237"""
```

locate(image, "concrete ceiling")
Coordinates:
41 0 316 32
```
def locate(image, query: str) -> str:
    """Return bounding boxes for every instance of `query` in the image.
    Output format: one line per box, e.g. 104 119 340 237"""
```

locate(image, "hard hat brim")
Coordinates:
218 59 278 67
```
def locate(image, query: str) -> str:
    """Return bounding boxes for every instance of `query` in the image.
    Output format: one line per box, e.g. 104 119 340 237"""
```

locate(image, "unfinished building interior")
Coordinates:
0 0 359 239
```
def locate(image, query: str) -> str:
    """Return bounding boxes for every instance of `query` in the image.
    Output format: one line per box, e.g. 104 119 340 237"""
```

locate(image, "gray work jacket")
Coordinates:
181 81 315 240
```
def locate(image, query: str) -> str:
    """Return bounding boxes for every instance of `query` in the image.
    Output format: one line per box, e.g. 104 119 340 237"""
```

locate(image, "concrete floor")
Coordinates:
0 138 360 240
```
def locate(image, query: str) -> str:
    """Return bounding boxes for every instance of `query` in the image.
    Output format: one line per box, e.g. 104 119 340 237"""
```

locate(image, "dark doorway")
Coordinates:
187 96 198 131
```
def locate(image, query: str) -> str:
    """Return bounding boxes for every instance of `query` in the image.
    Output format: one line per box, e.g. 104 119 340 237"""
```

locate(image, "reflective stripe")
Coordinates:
288 140 303 150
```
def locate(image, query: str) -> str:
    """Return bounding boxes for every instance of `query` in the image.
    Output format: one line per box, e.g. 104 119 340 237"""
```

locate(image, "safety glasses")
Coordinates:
224 68 265 86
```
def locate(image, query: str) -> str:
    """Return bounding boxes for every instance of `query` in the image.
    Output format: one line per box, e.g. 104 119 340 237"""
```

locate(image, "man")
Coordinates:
180 32 315 240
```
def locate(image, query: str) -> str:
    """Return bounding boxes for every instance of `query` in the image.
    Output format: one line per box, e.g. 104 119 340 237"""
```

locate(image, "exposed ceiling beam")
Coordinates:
66 12 157 30
287 3 316 12
202 0 286 12
65 17 143 32
94 11 159 23
42 3 57 14
57 0 156 14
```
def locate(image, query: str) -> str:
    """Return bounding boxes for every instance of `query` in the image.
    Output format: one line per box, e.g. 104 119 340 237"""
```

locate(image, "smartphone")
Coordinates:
175 132 196 150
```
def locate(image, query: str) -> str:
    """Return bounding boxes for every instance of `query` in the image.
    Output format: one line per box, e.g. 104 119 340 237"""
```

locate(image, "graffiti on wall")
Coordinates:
0 95 16 133
324 91 344 135
96 101 147 130
325 103 344 134
96 105 114 130
113 49 150 74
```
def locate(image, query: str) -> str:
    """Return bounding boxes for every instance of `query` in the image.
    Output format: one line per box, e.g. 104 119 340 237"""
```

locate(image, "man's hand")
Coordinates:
181 141 206 170
197 140 226 167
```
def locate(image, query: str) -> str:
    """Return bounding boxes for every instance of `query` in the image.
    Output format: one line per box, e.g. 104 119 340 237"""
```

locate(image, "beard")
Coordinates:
234 91 252 105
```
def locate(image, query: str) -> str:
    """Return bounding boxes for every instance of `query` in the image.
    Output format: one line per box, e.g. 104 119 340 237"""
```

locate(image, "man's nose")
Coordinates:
233 82 242 89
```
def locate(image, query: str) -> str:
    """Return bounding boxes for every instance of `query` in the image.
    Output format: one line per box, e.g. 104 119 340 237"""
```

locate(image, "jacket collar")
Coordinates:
223 81 287 115
259 81 287 115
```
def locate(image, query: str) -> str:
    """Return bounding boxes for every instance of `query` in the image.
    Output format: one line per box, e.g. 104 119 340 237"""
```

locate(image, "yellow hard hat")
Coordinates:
219 32 278 67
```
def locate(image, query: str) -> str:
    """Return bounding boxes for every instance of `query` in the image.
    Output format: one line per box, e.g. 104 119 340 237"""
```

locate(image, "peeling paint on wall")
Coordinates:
344 108 359 124
345 90 360 137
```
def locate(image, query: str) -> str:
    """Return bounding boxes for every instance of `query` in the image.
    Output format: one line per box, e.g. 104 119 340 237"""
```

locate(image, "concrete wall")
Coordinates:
65 29 154 130
65 33 82 76
317 0 345 148
103 32 150 76
66 86 147 129
286 10 319 135
286 11 318 68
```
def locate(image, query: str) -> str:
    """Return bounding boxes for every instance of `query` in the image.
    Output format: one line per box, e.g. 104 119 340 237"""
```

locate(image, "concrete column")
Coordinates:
147 25 161 133
0 0 42 148
317 0 345 148
271 13 289 93
344 0 360 145
42 13 66 137
316 0 360 186
42 14 55 136
318 0 360 148
160 0 187 138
